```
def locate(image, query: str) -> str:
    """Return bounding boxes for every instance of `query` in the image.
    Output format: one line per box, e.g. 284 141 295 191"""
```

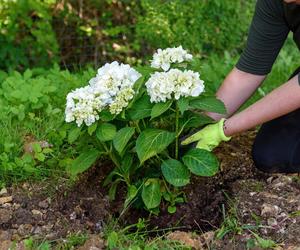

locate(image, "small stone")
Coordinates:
13 203 21 209
0 240 12 250
32 209 43 216
261 204 280 217
167 231 203 250
0 187 7 196
42 224 53 233
17 224 33 237
200 231 214 244
38 199 49 209
70 211 77 220
0 196 12 205
45 232 57 240
77 235 105 250
32 209 43 220
32 226 42 235
0 230 12 241
0 209 12 224
267 217 278 227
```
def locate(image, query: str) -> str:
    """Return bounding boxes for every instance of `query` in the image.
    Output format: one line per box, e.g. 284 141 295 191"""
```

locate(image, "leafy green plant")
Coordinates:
67 47 227 212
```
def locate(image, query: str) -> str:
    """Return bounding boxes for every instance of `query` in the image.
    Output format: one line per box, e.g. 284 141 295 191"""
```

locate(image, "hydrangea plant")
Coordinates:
65 46 226 213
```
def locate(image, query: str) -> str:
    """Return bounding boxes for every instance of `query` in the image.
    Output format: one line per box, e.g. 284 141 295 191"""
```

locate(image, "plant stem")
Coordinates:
101 142 120 167
175 101 179 160
135 121 141 133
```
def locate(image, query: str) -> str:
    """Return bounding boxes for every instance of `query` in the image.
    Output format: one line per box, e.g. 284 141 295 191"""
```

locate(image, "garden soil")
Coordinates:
1 130 300 249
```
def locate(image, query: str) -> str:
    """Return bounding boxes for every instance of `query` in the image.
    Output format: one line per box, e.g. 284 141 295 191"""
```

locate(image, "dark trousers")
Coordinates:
252 68 300 173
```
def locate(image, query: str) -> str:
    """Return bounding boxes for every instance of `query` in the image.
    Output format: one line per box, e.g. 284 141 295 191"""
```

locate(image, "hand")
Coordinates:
181 118 231 151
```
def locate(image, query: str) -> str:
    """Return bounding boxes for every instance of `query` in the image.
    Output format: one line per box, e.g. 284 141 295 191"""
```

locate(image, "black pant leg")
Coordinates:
251 67 300 173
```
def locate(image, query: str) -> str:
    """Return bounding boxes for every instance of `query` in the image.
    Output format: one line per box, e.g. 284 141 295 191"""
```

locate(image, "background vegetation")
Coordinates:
1 0 300 248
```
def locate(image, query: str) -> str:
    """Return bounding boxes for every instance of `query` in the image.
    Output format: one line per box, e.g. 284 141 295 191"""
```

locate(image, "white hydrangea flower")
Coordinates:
145 69 204 103
145 72 175 103
65 86 104 127
168 69 205 100
89 61 141 114
151 46 193 71
109 87 135 114
65 61 142 127
89 61 141 98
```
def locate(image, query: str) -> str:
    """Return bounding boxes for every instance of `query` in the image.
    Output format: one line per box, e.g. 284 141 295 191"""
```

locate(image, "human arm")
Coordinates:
224 75 300 136
207 67 266 121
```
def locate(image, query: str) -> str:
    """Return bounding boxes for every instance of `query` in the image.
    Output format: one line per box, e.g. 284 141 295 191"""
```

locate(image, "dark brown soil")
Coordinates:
2 130 300 249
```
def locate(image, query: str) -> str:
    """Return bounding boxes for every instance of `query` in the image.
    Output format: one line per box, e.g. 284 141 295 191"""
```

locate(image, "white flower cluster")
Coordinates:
151 46 193 71
65 86 104 127
145 69 205 103
65 61 141 126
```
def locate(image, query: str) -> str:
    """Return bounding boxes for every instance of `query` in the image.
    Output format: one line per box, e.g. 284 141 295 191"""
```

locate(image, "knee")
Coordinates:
251 141 278 173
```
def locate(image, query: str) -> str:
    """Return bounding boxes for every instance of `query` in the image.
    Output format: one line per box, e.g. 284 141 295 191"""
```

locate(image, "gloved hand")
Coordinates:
181 118 231 151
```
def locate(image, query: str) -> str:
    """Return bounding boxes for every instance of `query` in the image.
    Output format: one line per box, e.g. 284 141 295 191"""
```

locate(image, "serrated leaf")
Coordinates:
96 123 117 142
68 127 81 144
142 179 161 209
68 149 101 176
136 129 175 164
113 127 135 154
182 148 219 176
189 96 227 114
127 95 153 120
161 159 190 187
183 112 214 129
150 100 172 119
177 98 189 114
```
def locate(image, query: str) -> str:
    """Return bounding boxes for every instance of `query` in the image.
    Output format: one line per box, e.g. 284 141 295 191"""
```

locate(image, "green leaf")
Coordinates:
189 96 227 114
42 148 53 154
99 110 115 121
23 69 32 80
136 129 175 164
161 159 190 187
68 149 101 176
182 148 219 176
142 179 161 209
150 100 172 119
32 143 42 153
87 123 97 135
68 127 81 144
168 206 177 214
124 185 139 208
96 123 117 142
35 153 45 162
128 95 153 120
107 231 118 249
113 127 135 154
177 98 189 114
183 112 214 129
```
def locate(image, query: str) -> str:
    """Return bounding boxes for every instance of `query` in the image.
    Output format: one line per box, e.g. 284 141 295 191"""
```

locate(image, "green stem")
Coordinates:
175 101 179 160
135 121 141 133
101 142 120 168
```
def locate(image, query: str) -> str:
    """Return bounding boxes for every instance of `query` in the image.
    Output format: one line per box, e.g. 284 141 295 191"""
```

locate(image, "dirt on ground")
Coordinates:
1 130 300 249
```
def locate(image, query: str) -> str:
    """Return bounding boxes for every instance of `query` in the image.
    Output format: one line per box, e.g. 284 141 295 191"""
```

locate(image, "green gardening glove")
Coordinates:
181 118 231 151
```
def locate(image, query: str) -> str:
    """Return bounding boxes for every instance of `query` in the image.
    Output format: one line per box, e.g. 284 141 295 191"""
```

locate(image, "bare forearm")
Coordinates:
208 67 265 120
224 76 300 136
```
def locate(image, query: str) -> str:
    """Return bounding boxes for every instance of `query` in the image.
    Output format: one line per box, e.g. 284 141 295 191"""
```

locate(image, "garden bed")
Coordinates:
1 130 300 249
